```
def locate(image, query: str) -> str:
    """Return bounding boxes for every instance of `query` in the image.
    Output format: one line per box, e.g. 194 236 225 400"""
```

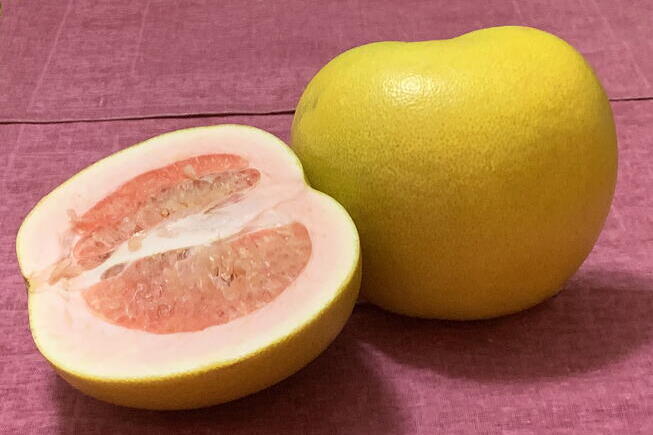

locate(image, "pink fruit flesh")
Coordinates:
50 154 313 334
73 154 248 234
71 168 260 270
49 155 260 282
84 223 310 334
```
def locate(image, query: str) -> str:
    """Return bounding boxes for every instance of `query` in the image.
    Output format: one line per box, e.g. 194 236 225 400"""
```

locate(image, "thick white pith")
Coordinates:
18 126 359 379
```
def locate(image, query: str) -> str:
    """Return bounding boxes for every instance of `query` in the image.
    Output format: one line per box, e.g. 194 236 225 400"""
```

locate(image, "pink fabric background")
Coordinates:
1 1 652 433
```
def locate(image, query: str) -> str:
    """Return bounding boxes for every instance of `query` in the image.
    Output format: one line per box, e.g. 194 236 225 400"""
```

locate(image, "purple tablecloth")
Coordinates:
1 1 652 433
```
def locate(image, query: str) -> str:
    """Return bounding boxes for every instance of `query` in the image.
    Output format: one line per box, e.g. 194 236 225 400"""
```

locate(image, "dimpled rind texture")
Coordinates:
291 26 618 319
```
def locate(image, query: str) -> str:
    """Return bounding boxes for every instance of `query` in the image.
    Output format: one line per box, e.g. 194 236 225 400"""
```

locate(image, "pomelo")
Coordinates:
291 26 617 319
16 125 361 409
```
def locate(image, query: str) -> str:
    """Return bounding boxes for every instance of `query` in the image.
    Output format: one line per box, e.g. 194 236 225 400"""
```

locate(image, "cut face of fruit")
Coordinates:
17 125 360 409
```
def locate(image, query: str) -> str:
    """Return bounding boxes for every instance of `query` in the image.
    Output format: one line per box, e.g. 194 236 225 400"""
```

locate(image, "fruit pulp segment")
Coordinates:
84 223 311 334
73 154 249 234
64 155 259 275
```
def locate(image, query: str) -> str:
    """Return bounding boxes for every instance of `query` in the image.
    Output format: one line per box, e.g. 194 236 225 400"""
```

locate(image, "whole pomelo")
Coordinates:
291 26 617 319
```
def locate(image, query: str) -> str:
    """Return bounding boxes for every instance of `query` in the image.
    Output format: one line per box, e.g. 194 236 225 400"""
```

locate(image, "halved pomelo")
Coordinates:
16 125 361 410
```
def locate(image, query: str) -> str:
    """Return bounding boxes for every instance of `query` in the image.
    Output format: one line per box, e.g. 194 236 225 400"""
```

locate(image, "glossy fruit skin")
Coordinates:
292 26 617 319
